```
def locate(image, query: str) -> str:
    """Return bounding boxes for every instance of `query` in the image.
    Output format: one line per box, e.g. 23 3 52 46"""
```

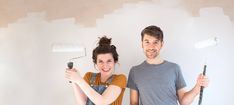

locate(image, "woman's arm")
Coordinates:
65 69 122 105
77 78 122 105
71 83 87 105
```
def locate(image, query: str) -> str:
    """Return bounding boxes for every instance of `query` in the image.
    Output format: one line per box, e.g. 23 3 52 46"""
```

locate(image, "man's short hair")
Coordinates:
141 25 164 42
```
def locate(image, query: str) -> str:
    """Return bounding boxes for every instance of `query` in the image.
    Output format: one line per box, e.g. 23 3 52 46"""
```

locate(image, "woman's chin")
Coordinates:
100 70 112 75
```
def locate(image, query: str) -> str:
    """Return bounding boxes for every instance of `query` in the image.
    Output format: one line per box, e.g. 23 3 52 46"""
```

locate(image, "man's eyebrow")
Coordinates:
155 39 160 42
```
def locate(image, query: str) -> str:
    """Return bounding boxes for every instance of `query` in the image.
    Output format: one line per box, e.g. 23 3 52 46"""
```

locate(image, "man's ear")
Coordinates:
161 41 164 47
141 41 143 48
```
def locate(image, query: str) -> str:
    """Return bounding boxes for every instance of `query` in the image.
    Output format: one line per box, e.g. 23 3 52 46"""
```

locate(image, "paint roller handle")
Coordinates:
202 65 207 75
67 62 73 69
198 65 207 105
67 62 73 83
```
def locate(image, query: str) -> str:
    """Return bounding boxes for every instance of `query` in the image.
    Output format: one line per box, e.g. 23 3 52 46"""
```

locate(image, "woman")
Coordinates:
65 36 126 105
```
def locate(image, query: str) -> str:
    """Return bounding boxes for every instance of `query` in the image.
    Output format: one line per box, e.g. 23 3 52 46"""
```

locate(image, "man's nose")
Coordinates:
148 43 156 49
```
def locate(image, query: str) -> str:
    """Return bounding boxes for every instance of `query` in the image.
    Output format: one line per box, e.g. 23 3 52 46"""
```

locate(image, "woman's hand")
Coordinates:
65 68 82 83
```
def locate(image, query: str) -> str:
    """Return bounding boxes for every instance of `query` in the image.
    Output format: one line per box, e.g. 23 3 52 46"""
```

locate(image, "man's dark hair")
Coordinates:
141 25 164 42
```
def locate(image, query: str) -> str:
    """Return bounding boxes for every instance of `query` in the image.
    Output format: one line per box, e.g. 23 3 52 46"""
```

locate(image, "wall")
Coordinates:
0 1 234 105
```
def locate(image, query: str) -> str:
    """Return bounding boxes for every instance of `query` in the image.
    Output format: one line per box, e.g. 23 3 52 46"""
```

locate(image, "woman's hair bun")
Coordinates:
98 36 111 46
111 45 116 49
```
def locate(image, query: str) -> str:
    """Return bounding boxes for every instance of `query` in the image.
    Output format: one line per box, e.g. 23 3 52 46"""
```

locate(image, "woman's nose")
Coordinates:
102 63 109 68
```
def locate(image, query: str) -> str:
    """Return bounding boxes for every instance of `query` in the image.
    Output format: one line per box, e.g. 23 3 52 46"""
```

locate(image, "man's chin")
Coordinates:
146 56 157 59
146 53 157 58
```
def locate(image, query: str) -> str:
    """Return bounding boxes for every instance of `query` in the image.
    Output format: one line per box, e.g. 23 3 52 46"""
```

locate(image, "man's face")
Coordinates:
142 34 163 59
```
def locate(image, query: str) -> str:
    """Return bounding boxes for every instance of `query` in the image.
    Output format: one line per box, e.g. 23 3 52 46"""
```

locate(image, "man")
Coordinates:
127 25 209 105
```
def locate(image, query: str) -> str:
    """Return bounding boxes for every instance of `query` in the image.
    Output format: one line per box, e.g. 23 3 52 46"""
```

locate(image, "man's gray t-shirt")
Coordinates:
127 60 186 105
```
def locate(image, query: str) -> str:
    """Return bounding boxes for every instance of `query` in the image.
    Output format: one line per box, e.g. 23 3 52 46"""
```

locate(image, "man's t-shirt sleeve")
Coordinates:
127 68 138 90
175 65 187 90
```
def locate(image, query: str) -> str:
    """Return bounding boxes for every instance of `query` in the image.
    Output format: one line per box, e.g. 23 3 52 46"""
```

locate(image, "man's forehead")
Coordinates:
143 36 160 41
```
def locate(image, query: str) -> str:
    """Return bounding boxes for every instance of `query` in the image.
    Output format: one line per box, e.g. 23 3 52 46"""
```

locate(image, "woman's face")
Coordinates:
96 53 115 76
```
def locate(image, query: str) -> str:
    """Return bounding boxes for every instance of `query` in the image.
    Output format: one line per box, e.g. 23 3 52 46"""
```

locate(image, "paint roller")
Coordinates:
194 37 219 105
52 43 86 83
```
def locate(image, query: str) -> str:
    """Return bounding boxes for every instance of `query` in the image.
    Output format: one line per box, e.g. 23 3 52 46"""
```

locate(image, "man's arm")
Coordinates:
177 86 200 105
130 89 139 105
177 74 209 105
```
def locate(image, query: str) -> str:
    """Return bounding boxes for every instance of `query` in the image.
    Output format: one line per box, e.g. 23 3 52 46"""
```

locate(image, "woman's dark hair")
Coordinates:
92 36 118 64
